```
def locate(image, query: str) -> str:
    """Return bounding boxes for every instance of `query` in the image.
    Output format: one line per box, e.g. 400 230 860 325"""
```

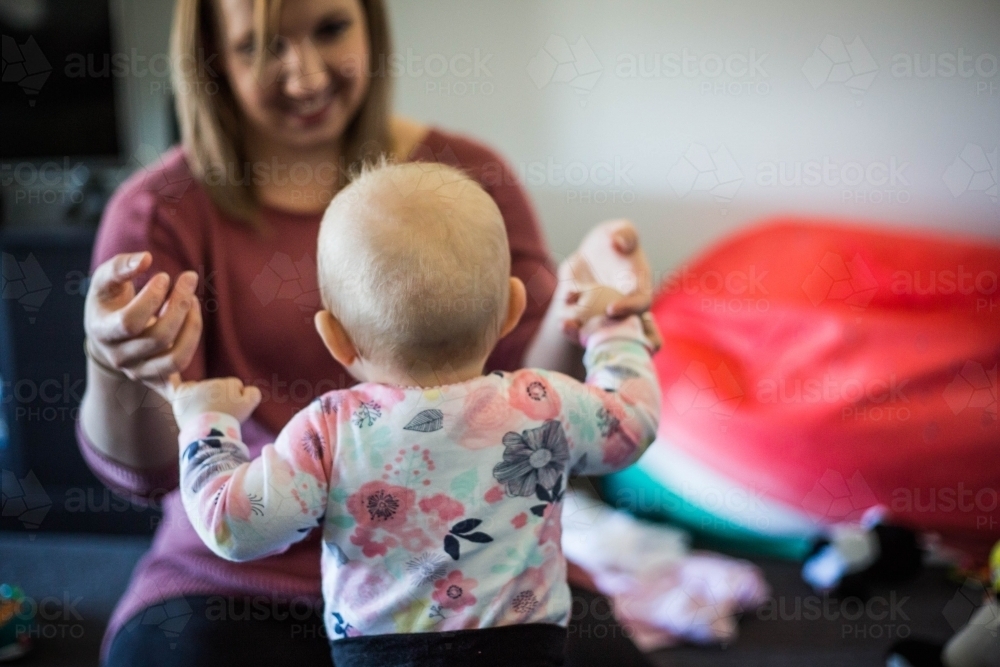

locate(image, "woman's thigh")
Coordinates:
105 596 333 667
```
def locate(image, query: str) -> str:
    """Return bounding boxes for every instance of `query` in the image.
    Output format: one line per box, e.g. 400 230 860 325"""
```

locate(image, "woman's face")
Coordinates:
214 0 371 152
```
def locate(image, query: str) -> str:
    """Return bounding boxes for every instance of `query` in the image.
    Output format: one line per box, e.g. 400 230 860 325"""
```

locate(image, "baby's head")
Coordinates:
314 161 525 384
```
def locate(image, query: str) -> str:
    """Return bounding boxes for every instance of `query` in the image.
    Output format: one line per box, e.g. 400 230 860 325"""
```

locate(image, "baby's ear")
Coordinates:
499 277 527 339
314 310 358 367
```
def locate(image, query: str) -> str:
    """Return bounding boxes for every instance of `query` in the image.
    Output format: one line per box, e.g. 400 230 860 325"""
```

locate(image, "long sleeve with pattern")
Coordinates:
178 405 333 562
176 314 660 639
550 316 660 477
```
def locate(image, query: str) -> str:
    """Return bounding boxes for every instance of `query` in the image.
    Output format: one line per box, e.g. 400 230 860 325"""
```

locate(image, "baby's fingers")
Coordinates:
606 292 652 318
242 385 262 407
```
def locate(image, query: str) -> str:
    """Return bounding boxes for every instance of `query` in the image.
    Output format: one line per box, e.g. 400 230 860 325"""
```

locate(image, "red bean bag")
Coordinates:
636 219 999 566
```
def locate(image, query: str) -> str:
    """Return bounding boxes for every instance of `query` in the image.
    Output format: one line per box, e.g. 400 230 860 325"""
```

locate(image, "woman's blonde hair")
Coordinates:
169 0 392 223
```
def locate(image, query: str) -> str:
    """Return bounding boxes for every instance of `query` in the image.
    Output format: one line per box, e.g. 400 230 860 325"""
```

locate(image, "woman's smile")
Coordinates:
284 89 336 127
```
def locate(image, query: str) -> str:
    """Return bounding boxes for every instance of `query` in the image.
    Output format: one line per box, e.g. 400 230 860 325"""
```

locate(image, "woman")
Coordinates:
79 0 653 664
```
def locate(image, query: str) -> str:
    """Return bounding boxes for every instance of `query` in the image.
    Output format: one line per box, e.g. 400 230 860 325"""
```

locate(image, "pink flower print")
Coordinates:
318 392 354 426
457 384 513 449
602 431 638 468
508 371 562 421
440 612 480 632
349 528 389 558
338 562 396 625
619 377 658 415
596 394 637 466
493 564 555 624
534 503 562 547
419 494 465 523
283 425 328 482
347 482 415 530
395 525 435 553
433 571 478 611
511 591 540 615
354 384 405 415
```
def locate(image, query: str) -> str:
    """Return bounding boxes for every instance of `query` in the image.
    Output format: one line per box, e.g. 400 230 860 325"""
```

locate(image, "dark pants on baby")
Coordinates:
105 590 651 666
330 624 566 667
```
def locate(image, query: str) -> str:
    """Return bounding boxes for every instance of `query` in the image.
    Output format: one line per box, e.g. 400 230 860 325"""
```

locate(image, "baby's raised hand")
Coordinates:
169 377 262 428
567 285 627 341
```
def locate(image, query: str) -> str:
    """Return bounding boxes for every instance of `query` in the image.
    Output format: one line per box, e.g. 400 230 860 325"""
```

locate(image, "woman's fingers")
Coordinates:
128 296 203 382
94 272 171 342
579 219 635 255
112 272 199 361
169 295 203 372
610 222 639 255
561 317 582 340
92 252 151 301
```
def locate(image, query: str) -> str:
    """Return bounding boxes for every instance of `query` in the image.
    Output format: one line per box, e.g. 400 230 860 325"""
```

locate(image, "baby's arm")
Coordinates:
173 380 333 562
547 314 661 475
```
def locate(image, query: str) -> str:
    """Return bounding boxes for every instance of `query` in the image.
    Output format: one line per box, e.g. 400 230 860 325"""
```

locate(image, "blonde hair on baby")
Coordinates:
316 161 511 370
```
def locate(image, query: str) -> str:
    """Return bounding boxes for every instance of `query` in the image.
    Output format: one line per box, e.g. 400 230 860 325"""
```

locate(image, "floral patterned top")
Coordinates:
178 317 660 640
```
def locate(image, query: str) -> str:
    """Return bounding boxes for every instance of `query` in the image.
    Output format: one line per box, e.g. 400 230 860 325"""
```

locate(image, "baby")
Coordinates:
170 162 661 666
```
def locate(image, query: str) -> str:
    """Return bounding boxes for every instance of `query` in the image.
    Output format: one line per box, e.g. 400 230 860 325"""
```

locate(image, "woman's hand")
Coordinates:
84 252 203 397
559 219 659 344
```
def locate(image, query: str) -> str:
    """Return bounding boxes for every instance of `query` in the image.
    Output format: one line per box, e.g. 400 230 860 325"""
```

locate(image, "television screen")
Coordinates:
1 0 120 160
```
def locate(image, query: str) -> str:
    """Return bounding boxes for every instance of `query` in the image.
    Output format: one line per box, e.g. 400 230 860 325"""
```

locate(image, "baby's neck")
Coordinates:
363 358 488 389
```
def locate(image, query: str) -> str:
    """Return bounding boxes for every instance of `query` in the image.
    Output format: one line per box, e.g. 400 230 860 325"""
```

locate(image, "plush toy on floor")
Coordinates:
802 509 924 599
0 584 32 662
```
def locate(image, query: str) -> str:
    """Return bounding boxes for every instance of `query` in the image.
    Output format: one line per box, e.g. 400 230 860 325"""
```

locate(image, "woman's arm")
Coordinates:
522 275 586 377
80 253 202 471
525 220 655 378
77 171 206 493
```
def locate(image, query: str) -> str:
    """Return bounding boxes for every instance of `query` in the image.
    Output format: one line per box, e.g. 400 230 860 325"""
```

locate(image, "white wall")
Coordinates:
387 0 1000 274
110 0 178 158
108 0 1000 273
